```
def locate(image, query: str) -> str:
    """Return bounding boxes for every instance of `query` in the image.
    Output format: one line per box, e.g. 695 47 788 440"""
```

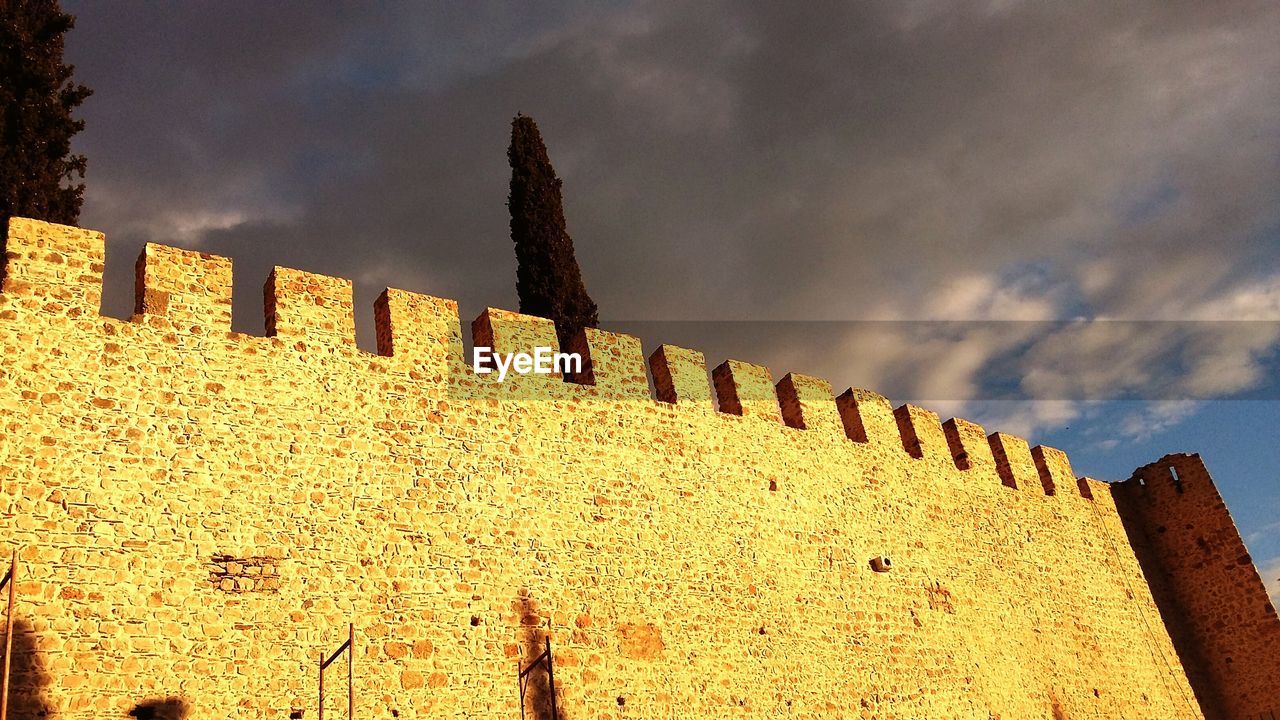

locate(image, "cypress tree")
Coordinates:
0 0 92 231
507 114 599 349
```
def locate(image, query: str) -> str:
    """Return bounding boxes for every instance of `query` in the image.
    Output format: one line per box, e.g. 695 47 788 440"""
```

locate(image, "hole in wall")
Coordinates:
100 235 146 322
562 331 595 386
768 479 777 492
616 696 626 706
460 305 486 374
470 615 481 626
352 286 383 354
290 711 304 719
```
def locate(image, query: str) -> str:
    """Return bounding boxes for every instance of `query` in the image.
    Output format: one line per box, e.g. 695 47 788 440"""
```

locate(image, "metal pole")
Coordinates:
544 636 558 720
518 664 526 720
318 649 325 720
1 547 18 720
347 623 353 720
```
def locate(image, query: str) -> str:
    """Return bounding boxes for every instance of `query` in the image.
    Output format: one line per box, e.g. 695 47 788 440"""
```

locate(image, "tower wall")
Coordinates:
1115 453 1280 720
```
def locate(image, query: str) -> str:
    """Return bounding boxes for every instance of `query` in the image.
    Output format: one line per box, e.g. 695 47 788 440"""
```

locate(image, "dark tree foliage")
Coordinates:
0 0 92 231
508 114 598 349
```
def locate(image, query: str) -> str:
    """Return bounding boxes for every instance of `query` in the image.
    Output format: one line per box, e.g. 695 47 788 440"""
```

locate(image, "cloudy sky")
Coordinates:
61 1 1279 603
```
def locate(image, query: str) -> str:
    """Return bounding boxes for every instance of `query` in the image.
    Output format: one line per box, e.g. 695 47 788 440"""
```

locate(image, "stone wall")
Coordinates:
0 217 1249 719
1115 454 1280 720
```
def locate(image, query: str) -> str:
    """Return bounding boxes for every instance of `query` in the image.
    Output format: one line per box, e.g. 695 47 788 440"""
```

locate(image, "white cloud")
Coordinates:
1246 521 1280 546
82 183 296 249
1118 400 1202 442
961 400 1084 439
1262 557 1280 611
163 210 253 244
1018 321 1165 400
1188 276 1280 321
923 272 1066 322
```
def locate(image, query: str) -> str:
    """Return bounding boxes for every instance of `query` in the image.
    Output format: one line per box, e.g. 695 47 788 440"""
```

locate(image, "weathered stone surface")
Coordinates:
1114 454 1280 720
1 218 1275 719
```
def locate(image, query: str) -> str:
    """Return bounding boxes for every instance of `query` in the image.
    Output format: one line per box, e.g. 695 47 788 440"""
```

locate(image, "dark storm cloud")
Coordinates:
63 0 1280 415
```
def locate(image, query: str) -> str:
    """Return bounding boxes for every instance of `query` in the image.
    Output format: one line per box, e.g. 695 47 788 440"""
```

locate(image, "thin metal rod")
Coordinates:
318 649 325 720
517 650 549 678
518 664 526 720
347 622 353 720
1 547 18 720
545 636 558 720
322 638 351 669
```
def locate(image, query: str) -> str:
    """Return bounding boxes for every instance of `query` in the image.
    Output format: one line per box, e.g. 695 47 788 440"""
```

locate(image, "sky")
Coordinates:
59 1 1279 604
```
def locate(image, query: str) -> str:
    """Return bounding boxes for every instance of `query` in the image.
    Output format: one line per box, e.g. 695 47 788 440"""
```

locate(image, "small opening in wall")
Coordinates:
616 696 626 707
290 711 303 719
768 479 777 492
470 615 481 626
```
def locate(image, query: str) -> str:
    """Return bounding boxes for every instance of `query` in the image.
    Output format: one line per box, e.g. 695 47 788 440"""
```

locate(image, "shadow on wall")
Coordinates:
128 698 190 720
1 618 191 720
515 590 564 720
4 619 52 720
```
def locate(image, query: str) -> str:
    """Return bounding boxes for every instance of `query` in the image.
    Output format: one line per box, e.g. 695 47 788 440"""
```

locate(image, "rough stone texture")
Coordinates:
208 554 283 594
0 217 1274 719
1114 454 1280 720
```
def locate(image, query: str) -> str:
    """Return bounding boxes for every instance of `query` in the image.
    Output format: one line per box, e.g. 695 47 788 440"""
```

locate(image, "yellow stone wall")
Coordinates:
0 218 1208 719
